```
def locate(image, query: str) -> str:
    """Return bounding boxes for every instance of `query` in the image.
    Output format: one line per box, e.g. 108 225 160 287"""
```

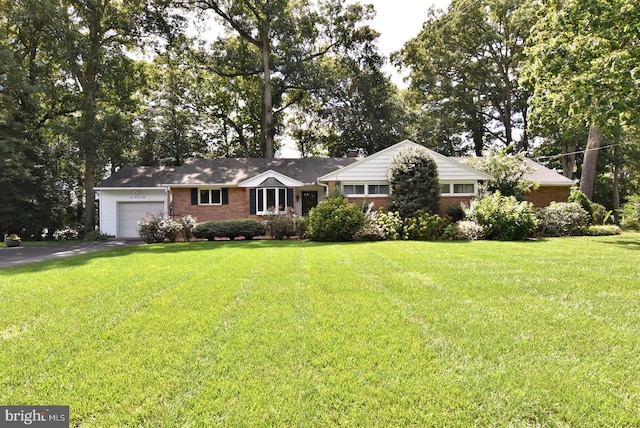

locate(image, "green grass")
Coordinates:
1 235 640 426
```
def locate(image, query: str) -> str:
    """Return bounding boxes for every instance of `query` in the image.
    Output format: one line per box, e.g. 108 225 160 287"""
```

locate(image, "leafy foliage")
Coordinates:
265 209 299 240
192 219 266 241
467 191 538 240
620 195 640 229
375 210 404 240
403 212 453 241
586 225 622 236
387 145 441 218
465 148 535 199
567 189 593 217
537 202 590 237
306 195 366 242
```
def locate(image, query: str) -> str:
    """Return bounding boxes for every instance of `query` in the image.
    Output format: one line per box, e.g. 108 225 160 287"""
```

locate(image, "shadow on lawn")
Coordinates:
600 235 640 251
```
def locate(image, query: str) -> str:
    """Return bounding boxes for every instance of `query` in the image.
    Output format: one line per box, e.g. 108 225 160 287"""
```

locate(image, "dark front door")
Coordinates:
301 191 318 216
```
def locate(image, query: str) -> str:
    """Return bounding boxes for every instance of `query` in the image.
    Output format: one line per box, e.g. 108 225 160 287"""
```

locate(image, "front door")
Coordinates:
301 191 318 216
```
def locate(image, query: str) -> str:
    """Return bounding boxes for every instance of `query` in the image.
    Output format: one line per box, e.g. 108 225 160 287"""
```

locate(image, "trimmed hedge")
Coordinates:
192 219 266 240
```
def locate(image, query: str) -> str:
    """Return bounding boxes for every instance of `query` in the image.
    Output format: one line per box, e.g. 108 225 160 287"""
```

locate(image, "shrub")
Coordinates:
375 210 404 240
265 208 296 240
537 202 590 237
403 211 454 241
53 227 79 241
306 196 366 242
294 216 307 238
387 145 441 218
159 218 183 242
464 148 535 199
180 215 198 241
234 219 266 239
192 219 266 240
354 222 385 241
137 213 166 244
445 205 466 222
84 230 109 241
468 191 538 240
453 220 486 240
567 188 593 217
192 222 218 241
586 225 622 236
621 195 640 229
590 203 611 225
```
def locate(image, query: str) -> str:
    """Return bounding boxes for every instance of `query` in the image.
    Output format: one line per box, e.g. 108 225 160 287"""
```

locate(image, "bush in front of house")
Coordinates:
453 220 486 240
137 213 166 244
621 194 640 229
445 205 466 222
375 210 404 240
193 219 266 240
468 191 538 241
537 202 591 237
403 211 454 241
307 195 366 242
387 145 441 218
265 209 297 240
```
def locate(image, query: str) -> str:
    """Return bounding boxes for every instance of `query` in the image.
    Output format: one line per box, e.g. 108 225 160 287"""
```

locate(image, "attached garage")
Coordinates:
117 201 165 238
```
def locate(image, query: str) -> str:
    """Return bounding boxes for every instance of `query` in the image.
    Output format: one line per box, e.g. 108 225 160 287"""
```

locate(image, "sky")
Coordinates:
359 0 452 85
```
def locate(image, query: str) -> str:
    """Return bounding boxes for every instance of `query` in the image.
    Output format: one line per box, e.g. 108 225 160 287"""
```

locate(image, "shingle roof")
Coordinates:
454 157 574 186
522 158 575 186
95 166 176 188
96 158 359 188
165 157 359 186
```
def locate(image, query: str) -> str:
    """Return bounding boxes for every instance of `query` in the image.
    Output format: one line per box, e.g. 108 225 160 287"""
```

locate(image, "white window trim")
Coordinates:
441 182 477 196
199 188 222 205
256 188 288 215
342 182 390 197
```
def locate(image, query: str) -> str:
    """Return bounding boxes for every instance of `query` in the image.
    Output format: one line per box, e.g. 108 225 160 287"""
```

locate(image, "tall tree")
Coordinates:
192 0 378 158
53 0 179 232
523 0 640 199
0 0 76 236
396 0 537 156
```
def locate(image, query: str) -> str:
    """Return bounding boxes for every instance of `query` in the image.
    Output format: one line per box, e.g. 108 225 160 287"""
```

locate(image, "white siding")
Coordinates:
98 189 167 238
319 140 492 182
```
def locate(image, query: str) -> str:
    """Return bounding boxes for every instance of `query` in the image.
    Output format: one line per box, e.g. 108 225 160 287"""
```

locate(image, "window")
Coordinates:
440 183 451 194
343 184 389 196
257 188 287 213
368 184 390 195
453 183 475 194
343 184 365 195
199 189 222 205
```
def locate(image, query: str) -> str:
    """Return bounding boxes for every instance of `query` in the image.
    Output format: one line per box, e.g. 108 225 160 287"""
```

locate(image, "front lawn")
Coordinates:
1 235 639 426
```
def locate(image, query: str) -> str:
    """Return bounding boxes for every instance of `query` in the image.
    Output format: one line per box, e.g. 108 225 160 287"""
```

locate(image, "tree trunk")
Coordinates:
561 141 576 179
579 125 602 199
261 25 274 158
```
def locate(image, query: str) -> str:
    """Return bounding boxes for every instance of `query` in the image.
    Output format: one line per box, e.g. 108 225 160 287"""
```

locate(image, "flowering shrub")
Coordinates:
160 217 184 242
454 220 486 240
403 211 454 241
265 208 297 240
180 215 198 241
137 213 167 244
537 202 590 237
53 227 79 241
375 210 404 240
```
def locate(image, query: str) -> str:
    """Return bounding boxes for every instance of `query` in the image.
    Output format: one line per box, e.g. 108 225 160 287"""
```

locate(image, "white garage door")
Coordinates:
117 202 165 238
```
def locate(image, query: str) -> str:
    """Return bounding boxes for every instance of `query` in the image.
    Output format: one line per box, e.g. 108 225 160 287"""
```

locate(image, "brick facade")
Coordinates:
526 186 570 207
172 187 261 222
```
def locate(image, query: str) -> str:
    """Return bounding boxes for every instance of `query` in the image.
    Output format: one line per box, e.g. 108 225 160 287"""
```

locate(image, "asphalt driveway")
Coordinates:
0 240 142 268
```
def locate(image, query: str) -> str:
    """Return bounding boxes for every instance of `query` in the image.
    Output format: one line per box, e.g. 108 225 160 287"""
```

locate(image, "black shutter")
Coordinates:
222 188 229 205
287 188 294 208
249 189 256 215
191 188 198 205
